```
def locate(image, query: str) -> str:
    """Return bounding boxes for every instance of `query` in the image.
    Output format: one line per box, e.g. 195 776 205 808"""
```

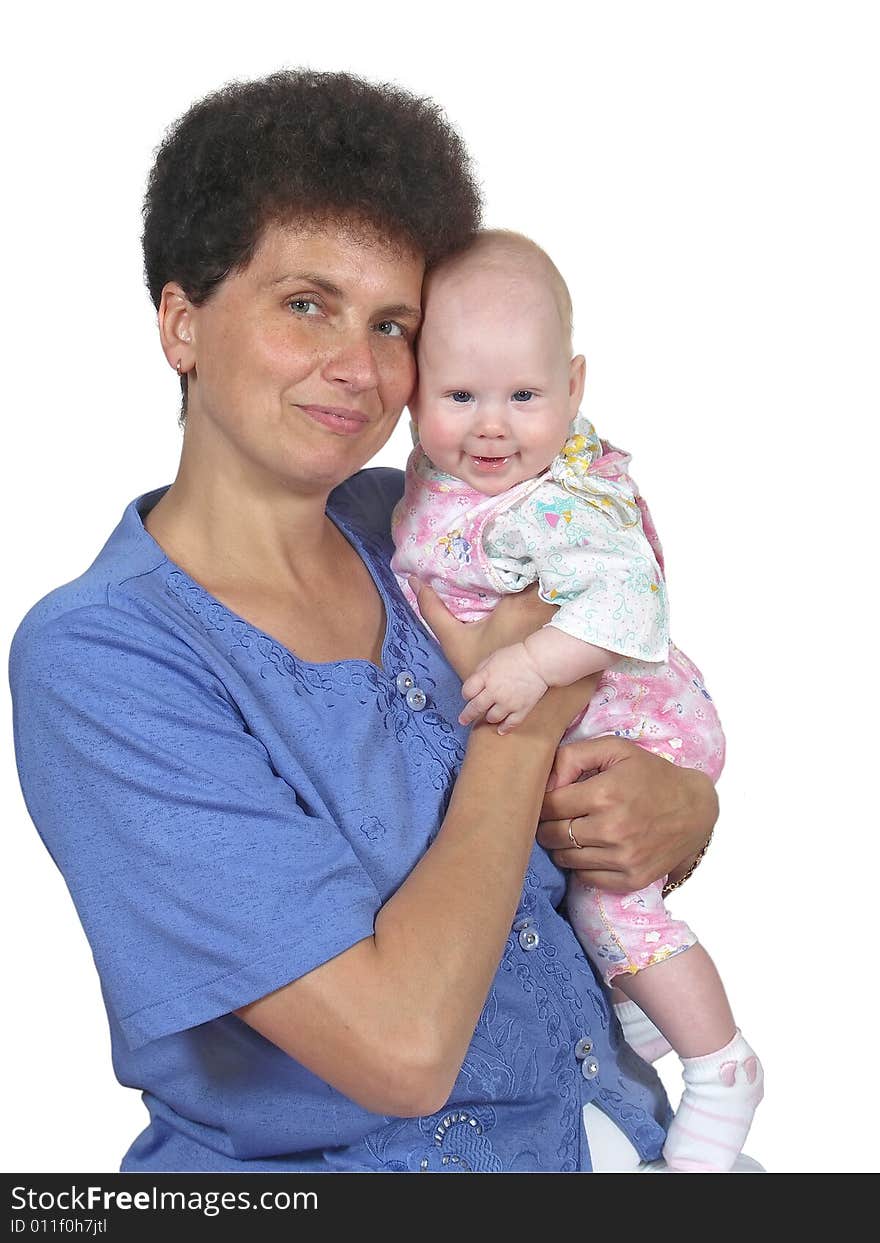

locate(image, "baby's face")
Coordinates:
411 265 584 496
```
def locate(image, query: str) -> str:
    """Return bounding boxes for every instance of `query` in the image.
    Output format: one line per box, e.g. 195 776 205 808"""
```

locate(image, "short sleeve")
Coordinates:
485 493 669 662
10 607 380 1051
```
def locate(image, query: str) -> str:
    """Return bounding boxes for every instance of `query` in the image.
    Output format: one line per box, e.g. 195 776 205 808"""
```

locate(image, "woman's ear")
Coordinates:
568 354 586 414
158 283 195 376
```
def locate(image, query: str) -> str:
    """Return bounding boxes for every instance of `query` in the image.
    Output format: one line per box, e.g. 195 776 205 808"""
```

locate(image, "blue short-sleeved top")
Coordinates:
10 468 670 1172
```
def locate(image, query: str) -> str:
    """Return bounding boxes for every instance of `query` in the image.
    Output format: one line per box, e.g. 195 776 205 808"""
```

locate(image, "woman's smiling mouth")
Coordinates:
299 405 371 435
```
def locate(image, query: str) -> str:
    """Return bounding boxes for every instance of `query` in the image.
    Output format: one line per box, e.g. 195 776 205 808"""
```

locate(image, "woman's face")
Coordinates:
174 221 425 495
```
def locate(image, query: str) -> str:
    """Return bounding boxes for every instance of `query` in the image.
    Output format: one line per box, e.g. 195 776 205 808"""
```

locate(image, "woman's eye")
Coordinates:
450 391 473 403
287 298 321 316
512 390 534 402
374 320 405 338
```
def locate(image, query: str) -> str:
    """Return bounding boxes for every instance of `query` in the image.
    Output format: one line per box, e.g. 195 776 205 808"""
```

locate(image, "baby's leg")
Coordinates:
572 643 726 781
567 881 763 1173
610 988 672 1063
617 941 735 1057
565 650 761 1169
569 647 725 1065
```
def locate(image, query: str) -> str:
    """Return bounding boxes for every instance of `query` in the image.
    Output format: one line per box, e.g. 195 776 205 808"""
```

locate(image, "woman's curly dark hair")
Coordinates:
142 69 482 310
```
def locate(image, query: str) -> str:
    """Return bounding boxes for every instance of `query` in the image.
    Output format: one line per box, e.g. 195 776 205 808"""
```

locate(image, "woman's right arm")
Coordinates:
237 600 593 1116
12 590 581 1119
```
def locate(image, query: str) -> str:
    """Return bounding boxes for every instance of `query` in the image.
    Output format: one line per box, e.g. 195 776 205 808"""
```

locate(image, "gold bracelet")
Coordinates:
661 827 714 899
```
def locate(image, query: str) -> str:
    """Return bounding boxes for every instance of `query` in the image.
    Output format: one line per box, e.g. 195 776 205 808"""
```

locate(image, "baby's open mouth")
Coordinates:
470 454 512 470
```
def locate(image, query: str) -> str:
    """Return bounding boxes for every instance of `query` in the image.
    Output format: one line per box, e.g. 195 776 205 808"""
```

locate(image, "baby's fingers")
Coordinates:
458 688 495 727
496 708 527 736
461 670 487 702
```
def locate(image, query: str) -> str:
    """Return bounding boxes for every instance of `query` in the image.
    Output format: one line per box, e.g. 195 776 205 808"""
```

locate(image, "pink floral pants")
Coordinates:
562 643 723 983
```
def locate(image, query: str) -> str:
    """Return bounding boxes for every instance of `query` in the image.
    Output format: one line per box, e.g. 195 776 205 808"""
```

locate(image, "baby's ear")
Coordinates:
568 355 587 411
406 384 419 436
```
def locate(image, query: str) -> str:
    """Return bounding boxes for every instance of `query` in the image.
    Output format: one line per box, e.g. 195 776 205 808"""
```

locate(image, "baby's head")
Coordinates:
411 229 585 496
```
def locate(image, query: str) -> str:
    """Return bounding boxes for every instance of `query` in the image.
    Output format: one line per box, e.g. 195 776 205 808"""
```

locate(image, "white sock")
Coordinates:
614 999 672 1063
662 1030 764 1173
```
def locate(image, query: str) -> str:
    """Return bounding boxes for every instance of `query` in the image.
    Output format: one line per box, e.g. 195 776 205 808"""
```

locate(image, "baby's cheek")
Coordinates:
417 411 462 463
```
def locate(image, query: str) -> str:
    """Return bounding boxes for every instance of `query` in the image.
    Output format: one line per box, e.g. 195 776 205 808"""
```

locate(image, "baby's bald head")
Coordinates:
422 229 573 358
411 228 586 497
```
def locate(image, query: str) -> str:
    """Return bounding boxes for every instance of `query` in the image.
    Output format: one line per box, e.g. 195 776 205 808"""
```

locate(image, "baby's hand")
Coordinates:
459 642 550 733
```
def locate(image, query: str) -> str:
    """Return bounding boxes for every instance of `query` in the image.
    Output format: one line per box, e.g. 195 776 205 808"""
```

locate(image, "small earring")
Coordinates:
176 359 183 376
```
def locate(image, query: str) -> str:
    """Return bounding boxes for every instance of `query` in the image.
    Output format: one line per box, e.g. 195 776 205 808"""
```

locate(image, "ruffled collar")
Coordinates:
549 412 641 527
413 412 641 527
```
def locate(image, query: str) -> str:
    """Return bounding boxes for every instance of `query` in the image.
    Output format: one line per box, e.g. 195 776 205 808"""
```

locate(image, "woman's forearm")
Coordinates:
370 722 557 1096
238 681 591 1116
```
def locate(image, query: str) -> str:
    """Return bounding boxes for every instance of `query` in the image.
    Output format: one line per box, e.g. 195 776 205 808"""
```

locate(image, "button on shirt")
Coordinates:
10 468 670 1172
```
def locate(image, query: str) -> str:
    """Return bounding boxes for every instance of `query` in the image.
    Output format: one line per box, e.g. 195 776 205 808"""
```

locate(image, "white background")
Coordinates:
2 0 877 1174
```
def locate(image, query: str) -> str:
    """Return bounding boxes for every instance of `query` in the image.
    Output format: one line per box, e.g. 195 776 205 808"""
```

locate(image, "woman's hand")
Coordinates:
537 737 718 893
412 579 555 681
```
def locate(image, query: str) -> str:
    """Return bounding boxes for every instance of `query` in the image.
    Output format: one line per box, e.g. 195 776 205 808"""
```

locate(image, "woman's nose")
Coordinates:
323 328 381 392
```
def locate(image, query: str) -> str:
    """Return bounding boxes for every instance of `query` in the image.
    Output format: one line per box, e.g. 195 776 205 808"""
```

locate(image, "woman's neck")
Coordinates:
145 442 337 599
145 438 388 667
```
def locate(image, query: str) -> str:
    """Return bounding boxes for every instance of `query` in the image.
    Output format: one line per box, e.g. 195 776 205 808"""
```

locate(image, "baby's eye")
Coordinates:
512 390 534 402
287 298 321 316
450 391 473 403
375 320 405 338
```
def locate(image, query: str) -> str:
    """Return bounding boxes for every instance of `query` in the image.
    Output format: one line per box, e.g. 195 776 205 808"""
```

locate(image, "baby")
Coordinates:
392 230 763 1172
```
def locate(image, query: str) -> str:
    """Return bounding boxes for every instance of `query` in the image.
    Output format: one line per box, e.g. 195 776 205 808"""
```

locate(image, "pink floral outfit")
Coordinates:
391 416 725 984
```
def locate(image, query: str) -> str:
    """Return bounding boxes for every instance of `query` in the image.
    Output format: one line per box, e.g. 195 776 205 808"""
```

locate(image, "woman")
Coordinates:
10 70 721 1173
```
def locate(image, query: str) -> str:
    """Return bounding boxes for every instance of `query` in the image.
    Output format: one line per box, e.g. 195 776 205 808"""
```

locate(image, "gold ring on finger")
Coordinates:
567 818 583 849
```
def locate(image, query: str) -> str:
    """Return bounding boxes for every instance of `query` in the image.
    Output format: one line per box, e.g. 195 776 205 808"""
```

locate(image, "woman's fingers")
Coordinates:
544 825 632 886
545 736 630 792
410 579 459 641
539 802 655 891
540 771 612 825
546 831 654 892
555 866 636 895
537 814 610 853
540 737 720 892
551 850 614 873
410 579 478 680
489 586 556 640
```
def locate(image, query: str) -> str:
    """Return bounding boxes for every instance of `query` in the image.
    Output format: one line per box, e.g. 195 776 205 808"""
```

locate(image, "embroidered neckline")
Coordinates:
159 501 429 685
